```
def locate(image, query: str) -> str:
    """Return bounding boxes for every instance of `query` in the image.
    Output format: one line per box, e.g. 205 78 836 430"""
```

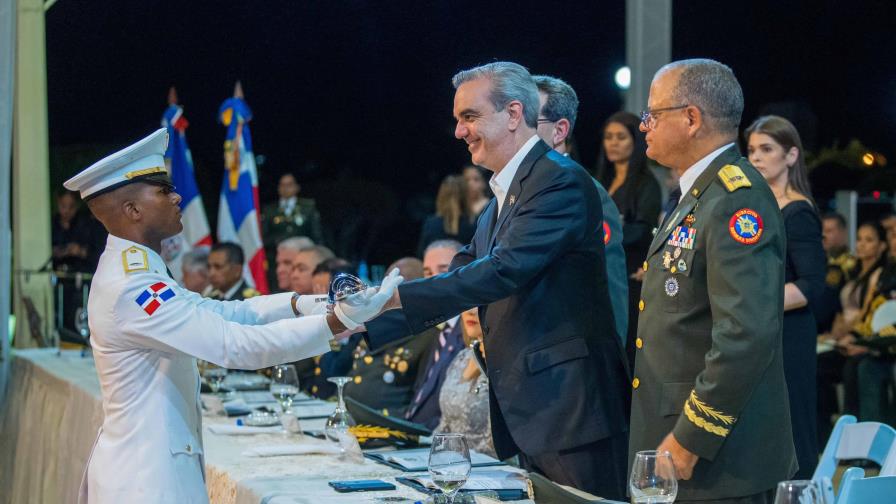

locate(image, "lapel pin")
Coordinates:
509 194 516 206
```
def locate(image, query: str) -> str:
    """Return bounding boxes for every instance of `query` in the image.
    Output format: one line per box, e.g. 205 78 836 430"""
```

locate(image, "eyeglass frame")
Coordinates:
536 117 556 125
639 104 689 130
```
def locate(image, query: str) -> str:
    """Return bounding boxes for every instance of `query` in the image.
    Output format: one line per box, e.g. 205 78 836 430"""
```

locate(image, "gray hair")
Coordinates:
298 244 335 263
533 75 579 134
181 248 209 273
452 62 540 129
277 236 314 253
424 239 464 255
658 58 744 133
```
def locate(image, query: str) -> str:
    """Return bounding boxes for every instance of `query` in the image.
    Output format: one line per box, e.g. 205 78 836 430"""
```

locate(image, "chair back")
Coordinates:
814 416 896 481
837 472 896 504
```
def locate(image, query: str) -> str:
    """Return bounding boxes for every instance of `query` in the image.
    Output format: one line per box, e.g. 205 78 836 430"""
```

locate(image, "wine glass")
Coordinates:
773 480 826 504
270 364 300 415
325 376 356 442
198 360 228 397
629 450 678 503
428 433 472 504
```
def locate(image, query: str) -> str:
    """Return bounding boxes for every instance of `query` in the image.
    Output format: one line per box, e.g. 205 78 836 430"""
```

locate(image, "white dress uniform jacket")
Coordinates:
80 235 333 503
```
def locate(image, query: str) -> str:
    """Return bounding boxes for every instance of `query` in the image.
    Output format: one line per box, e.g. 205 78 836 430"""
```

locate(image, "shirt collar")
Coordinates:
222 279 243 300
678 143 735 201
489 134 539 212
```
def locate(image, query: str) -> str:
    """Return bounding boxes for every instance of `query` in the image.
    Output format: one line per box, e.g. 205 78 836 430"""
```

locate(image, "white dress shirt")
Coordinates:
489 135 540 215
678 143 735 201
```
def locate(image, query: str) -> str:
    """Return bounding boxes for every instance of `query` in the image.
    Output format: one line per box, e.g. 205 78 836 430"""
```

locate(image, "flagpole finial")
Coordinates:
233 81 244 99
168 86 178 105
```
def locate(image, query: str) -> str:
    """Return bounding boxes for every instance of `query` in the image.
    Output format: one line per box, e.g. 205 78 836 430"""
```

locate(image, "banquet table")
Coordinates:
0 349 562 504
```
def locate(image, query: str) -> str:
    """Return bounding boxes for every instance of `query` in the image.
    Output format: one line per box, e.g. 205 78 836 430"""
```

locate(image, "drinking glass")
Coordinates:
270 364 300 414
325 376 356 442
428 433 472 504
629 450 678 503
774 480 826 504
198 360 228 396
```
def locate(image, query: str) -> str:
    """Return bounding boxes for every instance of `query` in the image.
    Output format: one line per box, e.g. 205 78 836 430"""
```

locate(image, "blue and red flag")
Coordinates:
217 82 269 294
160 87 212 284
135 282 176 316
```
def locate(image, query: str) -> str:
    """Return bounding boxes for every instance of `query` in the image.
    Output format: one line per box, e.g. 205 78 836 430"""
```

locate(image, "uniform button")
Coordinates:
632 378 640 389
186 444 192 453
642 261 648 272
638 300 645 311
354 375 362 384
314 367 321 376
636 338 643 349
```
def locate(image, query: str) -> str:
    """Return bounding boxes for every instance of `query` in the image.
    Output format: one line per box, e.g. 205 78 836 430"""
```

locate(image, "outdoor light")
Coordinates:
614 66 631 90
862 152 874 166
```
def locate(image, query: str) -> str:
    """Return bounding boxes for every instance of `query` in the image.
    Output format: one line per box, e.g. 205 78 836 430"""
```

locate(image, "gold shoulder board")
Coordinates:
718 164 752 192
122 246 149 273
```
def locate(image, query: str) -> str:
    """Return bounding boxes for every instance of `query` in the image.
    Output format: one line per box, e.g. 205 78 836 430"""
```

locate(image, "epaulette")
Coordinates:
718 164 752 193
121 246 150 274
242 288 260 299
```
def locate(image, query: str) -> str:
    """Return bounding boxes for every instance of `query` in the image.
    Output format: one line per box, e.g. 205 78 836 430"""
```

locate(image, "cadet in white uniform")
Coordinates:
64 129 402 503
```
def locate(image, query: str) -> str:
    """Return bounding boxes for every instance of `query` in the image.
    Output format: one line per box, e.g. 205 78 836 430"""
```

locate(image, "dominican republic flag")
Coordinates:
217 82 269 294
160 88 212 283
135 282 176 316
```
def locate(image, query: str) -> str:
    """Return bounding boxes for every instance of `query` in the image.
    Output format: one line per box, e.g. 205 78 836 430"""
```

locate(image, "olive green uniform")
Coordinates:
261 197 323 290
629 146 797 500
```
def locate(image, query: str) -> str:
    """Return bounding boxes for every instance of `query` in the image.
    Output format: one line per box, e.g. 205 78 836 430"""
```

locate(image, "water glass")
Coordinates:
629 450 678 503
774 480 826 504
198 360 227 396
428 433 472 504
270 364 300 414
325 376 356 442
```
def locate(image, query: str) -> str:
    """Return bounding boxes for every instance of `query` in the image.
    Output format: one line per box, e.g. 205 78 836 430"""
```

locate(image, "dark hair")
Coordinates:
210 242 244 266
821 212 847 229
312 257 354 277
744 115 814 206
594 111 650 214
532 75 579 133
851 220 888 300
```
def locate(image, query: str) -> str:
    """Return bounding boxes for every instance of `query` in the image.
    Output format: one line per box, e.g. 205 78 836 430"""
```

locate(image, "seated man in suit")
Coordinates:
207 242 258 301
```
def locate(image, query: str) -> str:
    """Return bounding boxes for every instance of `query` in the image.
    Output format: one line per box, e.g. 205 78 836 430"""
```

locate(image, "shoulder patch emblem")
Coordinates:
718 164 752 192
122 246 149 273
135 282 176 315
602 220 611 245
729 208 764 244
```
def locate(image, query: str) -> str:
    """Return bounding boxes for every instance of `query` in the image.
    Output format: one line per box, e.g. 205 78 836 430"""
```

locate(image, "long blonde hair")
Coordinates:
436 175 468 235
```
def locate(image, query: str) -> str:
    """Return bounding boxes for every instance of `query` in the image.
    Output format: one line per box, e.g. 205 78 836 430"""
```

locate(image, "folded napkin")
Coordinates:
242 442 343 457
207 425 283 435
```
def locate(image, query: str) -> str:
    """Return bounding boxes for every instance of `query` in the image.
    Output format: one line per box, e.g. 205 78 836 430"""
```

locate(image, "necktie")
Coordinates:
660 187 682 227
406 323 454 418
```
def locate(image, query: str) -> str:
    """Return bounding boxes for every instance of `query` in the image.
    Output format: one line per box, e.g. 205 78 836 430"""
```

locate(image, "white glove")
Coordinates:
294 294 329 316
333 268 403 330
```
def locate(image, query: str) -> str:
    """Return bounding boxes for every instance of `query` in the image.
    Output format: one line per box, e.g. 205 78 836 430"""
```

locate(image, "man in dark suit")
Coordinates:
207 242 258 301
630 59 796 503
378 62 630 499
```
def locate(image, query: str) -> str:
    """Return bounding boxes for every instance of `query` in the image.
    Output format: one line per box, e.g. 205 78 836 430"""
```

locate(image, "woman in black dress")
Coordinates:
417 174 477 256
746 115 827 479
594 112 661 364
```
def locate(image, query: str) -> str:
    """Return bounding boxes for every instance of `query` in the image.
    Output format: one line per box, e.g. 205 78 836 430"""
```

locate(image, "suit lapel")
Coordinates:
646 146 742 258
488 140 549 250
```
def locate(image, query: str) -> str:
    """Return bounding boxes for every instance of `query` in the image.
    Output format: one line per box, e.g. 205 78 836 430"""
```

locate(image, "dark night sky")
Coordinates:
44 0 896 262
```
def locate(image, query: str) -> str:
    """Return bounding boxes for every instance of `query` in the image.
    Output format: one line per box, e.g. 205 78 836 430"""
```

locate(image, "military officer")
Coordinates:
262 173 323 287
206 241 259 301
64 128 402 504
630 60 796 503
342 327 438 417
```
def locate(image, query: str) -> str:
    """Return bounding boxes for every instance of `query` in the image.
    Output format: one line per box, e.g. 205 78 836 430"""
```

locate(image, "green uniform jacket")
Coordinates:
629 146 797 499
261 197 323 246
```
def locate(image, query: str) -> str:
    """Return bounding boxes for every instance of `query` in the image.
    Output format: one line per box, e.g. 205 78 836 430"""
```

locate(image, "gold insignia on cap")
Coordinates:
125 166 166 179
718 164 752 193
122 246 149 273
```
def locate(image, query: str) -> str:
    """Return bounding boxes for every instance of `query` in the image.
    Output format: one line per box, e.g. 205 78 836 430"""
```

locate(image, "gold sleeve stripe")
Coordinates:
684 400 730 437
689 391 736 425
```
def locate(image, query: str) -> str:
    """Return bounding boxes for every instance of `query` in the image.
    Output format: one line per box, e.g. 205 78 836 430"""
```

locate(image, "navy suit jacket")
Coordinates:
397 140 630 458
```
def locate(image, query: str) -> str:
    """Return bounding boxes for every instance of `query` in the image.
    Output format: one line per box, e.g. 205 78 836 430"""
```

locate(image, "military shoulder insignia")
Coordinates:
718 164 752 192
729 208 764 245
242 288 260 299
122 246 149 274
135 281 176 315
602 220 611 245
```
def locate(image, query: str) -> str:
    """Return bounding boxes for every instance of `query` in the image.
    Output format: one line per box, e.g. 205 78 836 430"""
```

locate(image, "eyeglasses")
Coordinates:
639 104 688 130
537 117 556 125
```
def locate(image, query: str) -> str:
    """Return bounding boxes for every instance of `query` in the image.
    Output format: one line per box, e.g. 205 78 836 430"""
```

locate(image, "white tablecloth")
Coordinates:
0 349 541 504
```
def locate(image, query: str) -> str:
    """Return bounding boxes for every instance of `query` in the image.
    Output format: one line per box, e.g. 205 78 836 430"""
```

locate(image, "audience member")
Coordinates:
311 257 355 296
533 74 629 351
274 236 315 293
817 213 854 333
261 173 323 288
208 242 258 301
433 307 495 457
463 165 490 217
52 189 102 272
289 245 335 294
746 114 826 479
417 175 477 256
180 248 210 294
594 111 661 360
